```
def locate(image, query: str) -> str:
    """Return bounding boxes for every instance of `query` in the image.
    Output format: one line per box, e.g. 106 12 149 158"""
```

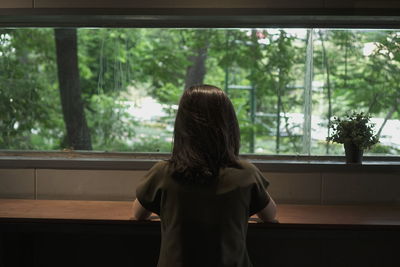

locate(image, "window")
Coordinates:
0 28 399 155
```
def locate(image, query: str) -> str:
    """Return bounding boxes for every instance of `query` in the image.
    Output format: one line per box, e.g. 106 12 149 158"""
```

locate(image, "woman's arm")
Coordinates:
131 198 152 220
256 191 278 223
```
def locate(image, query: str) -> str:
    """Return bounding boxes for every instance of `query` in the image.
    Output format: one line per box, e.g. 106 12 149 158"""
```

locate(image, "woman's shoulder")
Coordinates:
222 159 261 180
234 159 268 187
150 160 170 171
141 160 171 185
219 159 263 187
236 159 259 173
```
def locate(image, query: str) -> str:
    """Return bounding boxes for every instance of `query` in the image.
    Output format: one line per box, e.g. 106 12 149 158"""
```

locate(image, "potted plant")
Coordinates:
327 112 379 164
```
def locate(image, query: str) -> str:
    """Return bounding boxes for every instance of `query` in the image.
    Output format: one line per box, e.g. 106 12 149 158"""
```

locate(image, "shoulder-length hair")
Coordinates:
169 84 241 185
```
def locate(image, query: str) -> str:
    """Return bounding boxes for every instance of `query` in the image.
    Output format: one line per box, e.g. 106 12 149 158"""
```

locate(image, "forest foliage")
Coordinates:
0 28 399 155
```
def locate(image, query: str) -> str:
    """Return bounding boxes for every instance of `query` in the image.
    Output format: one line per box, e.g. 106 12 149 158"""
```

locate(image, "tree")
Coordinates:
365 31 400 137
248 30 300 154
0 29 62 149
55 29 92 150
184 30 210 89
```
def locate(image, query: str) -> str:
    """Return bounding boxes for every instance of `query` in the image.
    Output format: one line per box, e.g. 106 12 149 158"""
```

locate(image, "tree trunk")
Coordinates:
184 45 208 90
55 29 92 150
281 103 299 152
377 100 399 139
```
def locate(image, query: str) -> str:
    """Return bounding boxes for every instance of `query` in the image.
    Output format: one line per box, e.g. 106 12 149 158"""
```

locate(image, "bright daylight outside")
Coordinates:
0 28 399 155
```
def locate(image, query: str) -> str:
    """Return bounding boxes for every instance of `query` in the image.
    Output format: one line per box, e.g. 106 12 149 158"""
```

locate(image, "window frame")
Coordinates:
1 8 400 28
1 9 400 167
0 150 399 172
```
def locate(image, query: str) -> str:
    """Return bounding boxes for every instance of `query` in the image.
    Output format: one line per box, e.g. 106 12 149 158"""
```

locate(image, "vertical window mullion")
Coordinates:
302 29 313 156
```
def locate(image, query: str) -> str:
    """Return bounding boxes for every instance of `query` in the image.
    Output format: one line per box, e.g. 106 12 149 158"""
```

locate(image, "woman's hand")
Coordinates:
131 198 152 220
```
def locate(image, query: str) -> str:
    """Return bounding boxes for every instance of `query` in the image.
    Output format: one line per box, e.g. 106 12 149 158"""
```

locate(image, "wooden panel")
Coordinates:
36 169 147 201
35 0 323 9
0 169 35 199
325 0 400 8
0 199 132 220
0 0 32 8
1 199 400 226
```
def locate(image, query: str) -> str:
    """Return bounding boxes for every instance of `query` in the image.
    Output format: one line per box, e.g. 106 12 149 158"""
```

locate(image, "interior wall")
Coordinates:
1 167 399 205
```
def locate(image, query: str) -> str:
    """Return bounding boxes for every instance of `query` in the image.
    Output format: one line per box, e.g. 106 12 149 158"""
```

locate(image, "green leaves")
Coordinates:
87 94 137 150
327 112 379 149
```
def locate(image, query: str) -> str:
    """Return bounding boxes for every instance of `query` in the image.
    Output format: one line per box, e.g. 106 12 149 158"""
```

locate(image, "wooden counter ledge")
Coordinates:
1 199 400 229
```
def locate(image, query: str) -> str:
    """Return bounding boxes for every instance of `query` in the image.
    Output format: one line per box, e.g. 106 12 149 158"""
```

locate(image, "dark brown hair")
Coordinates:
169 84 242 185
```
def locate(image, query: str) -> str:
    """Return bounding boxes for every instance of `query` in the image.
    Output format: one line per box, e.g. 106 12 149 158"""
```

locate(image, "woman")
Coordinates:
132 84 277 267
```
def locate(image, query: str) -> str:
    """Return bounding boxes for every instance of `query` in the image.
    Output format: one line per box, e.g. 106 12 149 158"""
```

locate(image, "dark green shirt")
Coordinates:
136 159 270 267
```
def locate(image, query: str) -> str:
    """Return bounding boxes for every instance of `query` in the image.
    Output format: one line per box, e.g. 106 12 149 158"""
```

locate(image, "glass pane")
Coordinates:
1 28 398 155
0 28 307 154
223 29 308 154
311 29 400 156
